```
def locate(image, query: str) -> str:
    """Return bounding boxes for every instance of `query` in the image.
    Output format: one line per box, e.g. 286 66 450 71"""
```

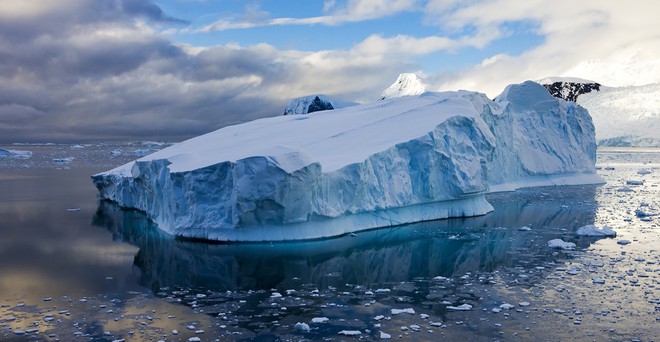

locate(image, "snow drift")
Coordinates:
93 81 602 242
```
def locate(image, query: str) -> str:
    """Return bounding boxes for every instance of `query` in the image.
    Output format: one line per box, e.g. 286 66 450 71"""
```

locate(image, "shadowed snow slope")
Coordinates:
93 81 602 242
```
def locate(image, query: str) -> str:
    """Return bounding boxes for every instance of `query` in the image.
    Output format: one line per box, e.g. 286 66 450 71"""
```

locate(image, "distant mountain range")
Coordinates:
539 77 660 147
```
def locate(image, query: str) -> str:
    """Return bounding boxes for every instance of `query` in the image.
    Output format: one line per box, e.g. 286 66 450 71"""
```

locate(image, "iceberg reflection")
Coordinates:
92 185 599 293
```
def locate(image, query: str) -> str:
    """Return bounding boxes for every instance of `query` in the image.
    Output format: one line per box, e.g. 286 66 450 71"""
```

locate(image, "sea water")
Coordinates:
0 144 658 340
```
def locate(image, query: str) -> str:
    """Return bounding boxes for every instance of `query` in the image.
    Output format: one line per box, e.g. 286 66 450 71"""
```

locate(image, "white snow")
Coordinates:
379 73 426 100
93 81 602 242
547 239 576 250
536 76 598 84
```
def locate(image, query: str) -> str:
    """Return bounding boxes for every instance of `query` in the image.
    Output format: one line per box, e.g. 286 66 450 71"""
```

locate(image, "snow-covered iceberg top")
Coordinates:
93 81 603 242
283 94 336 115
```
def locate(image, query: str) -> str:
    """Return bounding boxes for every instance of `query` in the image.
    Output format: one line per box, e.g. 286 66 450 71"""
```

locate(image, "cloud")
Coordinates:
424 0 660 95
197 0 420 32
0 0 415 143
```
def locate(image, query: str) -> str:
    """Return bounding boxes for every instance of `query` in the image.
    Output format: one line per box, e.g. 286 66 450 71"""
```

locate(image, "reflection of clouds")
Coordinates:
93 185 599 292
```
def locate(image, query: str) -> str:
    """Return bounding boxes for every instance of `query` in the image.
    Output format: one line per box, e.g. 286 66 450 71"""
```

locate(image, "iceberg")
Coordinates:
92 81 603 242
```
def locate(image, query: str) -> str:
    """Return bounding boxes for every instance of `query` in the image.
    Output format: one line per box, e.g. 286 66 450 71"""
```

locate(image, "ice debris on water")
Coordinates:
447 304 473 311
617 240 631 245
547 239 576 250
391 308 415 315
380 331 392 339
626 179 644 185
338 330 362 336
311 317 329 323
575 224 616 237
294 322 310 332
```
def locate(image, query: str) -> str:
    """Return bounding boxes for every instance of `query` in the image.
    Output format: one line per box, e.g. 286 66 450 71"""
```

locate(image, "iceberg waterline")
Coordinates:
93 81 603 242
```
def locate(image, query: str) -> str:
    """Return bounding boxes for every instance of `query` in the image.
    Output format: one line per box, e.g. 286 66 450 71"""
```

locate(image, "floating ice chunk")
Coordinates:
518 226 532 231
617 186 634 192
380 331 392 339
94 81 602 242
592 278 605 284
519 302 530 307
338 330 362 336
499 303 515 310
547 239 576 250
576 225 616 237
447 304 472 311
311 317 329 323
53 157 74 164
391 308 415 315
294 322 310 332
626 180 644 185
637 169 652 175
635 209 656 217
617 240 631 245
0 148 32 159
374 315 385 321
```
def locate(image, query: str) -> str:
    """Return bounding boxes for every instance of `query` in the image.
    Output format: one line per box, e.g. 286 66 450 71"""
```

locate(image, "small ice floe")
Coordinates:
447 304 472 311
270 292 282 298
635 209 656 217
576 225 616 237
637 169 652 175
375 288 391 294
617 240 631 245
311 317 329 323
626 180 644 185
380 331 392 339
519 302 530 307
69 144 85 149
518 226 532 231
66 208 81 212
617 186 634 192
547 239 576 250
111 149 123 156
0 149 32 159
592 278 605 284
338 330 362 336
391 308 415 315
53 157 74 164
499 303 515 310
294 322 310 332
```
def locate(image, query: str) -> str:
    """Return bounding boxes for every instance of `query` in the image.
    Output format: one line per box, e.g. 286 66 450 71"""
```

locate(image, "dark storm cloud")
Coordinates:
0 0 402 143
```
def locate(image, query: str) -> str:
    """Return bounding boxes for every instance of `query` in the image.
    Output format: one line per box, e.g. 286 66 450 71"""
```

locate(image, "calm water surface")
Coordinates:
0 144 658 341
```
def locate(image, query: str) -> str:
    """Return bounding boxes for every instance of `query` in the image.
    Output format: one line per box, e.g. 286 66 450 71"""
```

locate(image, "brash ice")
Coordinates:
93 81 603 242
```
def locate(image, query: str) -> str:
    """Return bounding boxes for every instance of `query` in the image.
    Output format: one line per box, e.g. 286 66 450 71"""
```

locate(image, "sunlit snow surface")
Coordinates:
93 82 602 242
0 145 658 340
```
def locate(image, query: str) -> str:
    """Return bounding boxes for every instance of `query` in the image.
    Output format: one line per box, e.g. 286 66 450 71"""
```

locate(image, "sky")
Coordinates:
1 0 659 143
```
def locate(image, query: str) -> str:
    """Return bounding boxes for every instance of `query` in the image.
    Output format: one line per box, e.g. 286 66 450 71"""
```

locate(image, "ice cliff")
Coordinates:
93 81 602 242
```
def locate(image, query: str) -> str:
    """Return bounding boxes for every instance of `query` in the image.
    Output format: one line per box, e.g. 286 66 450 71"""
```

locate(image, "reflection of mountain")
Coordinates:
92 185 598 293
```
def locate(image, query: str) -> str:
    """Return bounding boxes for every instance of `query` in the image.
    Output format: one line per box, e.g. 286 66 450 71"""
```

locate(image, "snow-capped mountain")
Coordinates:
379 73 426 100
283 94 335 115
578 83 660 146
93 81 600 242
539 77 660 147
